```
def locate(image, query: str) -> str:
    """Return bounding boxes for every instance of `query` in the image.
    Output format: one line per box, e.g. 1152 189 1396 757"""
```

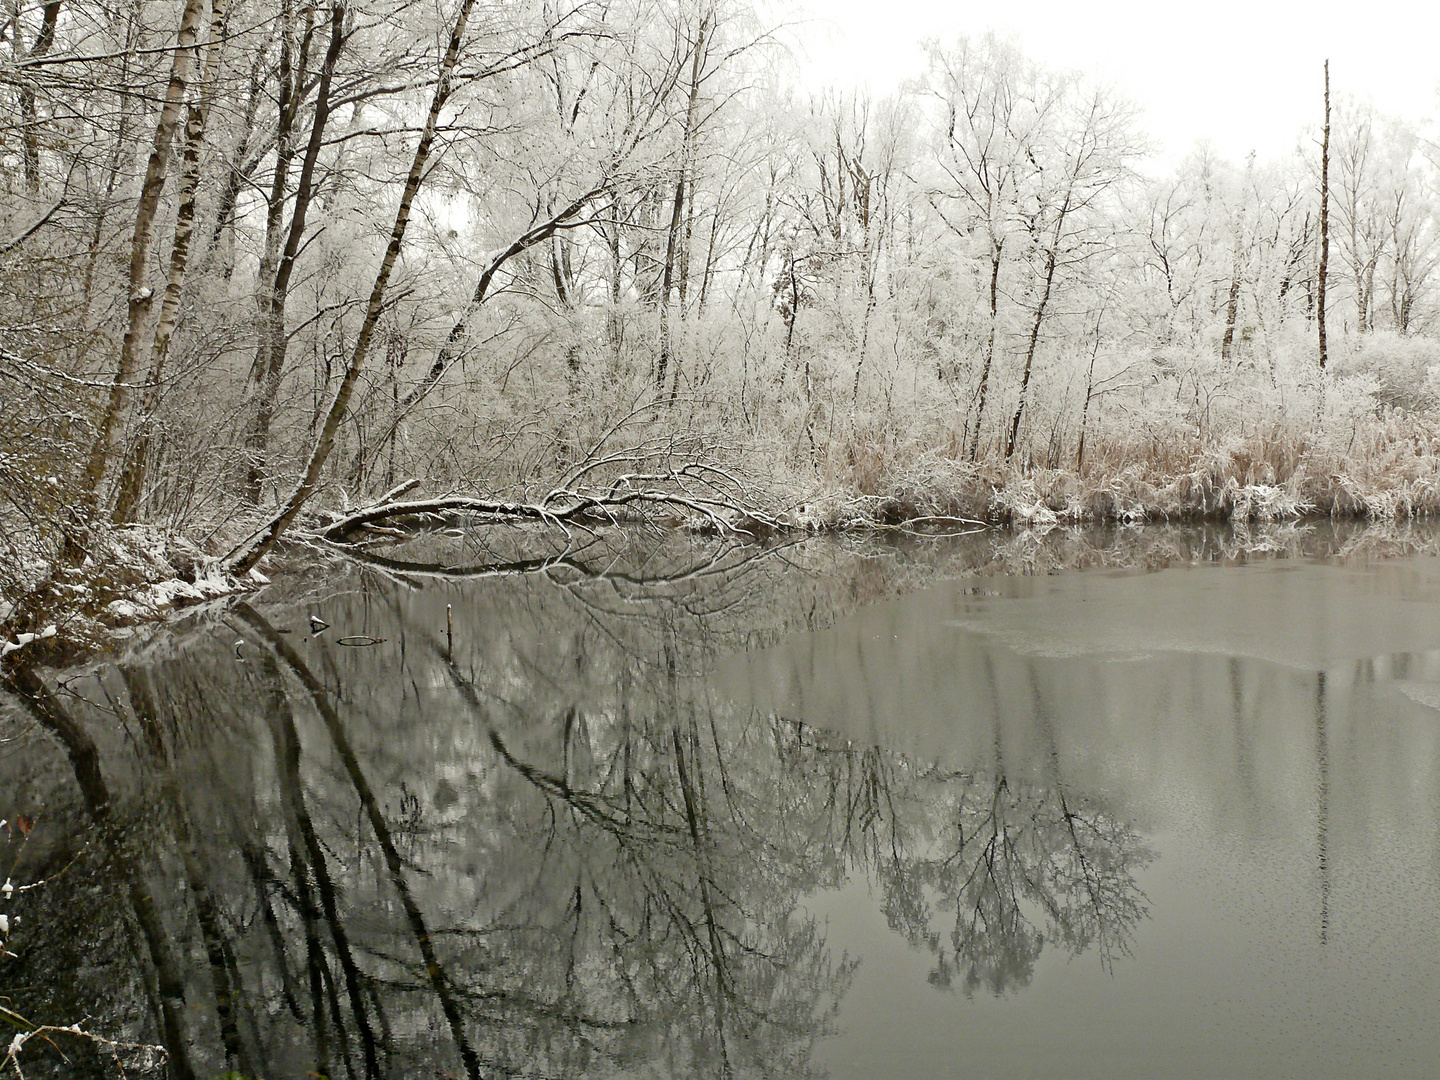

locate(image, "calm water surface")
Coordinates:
2 526 1439 1079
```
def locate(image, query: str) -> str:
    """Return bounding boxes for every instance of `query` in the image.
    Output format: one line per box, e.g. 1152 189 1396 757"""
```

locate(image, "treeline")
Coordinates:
2 0 1439 587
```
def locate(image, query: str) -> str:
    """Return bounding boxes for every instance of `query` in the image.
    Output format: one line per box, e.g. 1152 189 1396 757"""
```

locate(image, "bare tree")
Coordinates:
80 0 209 504
1332 98 1387 334
226 0 481 574
1318 60 1330 370
111 0 232 522
919 37 1137 462
920 35 1040 459
241 0 350 504
1004 83 1138 460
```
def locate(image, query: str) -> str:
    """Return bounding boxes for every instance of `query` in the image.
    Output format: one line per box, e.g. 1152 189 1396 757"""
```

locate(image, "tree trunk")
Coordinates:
656 12 709 398
1318 60 1330 371
697 203 721 313
19 0 62 191
81 0 207 501
1361 255 1377 331
226 0 479 575
112 0 230 523
1007 209 1066 461
606 214 624 358
1076 309 1103 470
969 241 1002 461
851 232 881 403
245 0 345 504
1220 255 1242 362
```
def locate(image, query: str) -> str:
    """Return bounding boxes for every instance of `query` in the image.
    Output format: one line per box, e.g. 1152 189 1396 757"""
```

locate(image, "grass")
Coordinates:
801 411 1440 530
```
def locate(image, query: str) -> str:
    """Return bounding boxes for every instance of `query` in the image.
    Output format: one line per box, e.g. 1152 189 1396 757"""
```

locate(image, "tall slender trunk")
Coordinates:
1391 223 1406 332
1007 209 1066 462
607 216 625 358
81 0 207 502
969 240 1002 461
112 0 230 522
1360 256 1377 331
245 0 344 504
227 0 479 575
657 179 684 395
20 0 63 191
1318 60 1331 371
677 150 699 309
553 229 582 384
1076 309 1103 470
656 12 708 398
1220 255 1243 362
851 227 881 403
1221 157 1252 363
697 202 721 313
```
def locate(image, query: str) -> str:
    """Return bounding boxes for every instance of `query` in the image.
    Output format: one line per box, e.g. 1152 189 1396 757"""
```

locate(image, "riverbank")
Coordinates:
7 403 1440 664
798 412 1440 530
6 501 1440 674
0 524 259 667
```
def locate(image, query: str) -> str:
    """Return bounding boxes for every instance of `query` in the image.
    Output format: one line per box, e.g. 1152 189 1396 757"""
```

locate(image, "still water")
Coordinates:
2 525 1439 1079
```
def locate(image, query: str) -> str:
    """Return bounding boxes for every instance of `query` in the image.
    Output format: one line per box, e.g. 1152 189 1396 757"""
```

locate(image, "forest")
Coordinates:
3 0 1440 638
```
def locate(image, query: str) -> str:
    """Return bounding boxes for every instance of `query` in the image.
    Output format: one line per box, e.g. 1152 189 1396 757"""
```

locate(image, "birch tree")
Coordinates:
111 0 231 522
80 0 209 502
227 0 481 573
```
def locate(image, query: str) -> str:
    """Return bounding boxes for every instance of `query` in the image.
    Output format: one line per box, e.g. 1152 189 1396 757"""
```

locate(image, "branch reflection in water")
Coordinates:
2 533 1157 1077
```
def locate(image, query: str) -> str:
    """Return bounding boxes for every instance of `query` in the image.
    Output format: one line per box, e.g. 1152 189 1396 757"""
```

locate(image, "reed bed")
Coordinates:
801 411 1440 530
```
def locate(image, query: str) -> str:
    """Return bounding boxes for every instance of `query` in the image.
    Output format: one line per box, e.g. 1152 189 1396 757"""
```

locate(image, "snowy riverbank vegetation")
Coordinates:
4 0 1440 640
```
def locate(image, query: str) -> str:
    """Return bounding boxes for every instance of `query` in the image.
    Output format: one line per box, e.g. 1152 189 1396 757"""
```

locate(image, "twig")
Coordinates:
0 198 65 258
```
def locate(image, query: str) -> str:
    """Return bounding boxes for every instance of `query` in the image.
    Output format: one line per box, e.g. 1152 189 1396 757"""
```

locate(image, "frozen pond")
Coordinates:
2 526 1438 1078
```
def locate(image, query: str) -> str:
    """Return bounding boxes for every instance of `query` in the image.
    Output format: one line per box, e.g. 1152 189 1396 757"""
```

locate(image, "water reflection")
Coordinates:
4 530 1440 1079
721 554 1440 1078
3 541 867 1078
871 759 1150 997
1316 670 1330 947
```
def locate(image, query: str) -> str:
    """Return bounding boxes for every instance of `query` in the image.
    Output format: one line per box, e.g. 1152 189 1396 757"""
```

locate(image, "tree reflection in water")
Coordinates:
1 537 1153 1077
774 719 1153 999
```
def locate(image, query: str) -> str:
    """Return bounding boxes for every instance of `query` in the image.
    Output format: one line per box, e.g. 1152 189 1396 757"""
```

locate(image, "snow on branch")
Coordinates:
319 465 780 544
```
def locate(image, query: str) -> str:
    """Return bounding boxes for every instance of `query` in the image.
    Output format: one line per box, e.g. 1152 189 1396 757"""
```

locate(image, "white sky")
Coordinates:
779 0 1440 168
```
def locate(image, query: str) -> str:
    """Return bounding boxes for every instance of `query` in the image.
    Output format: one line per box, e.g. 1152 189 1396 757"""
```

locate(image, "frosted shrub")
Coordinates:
1340 331 1440 412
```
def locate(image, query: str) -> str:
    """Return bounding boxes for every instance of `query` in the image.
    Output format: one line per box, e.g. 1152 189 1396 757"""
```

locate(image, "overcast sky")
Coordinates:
777 0 1440 167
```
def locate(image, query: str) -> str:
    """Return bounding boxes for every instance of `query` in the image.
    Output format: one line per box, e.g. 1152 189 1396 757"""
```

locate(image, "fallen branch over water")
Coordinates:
318 465 784 543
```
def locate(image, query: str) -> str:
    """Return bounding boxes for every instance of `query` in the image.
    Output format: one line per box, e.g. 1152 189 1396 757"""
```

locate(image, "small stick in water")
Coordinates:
446 603 454 659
